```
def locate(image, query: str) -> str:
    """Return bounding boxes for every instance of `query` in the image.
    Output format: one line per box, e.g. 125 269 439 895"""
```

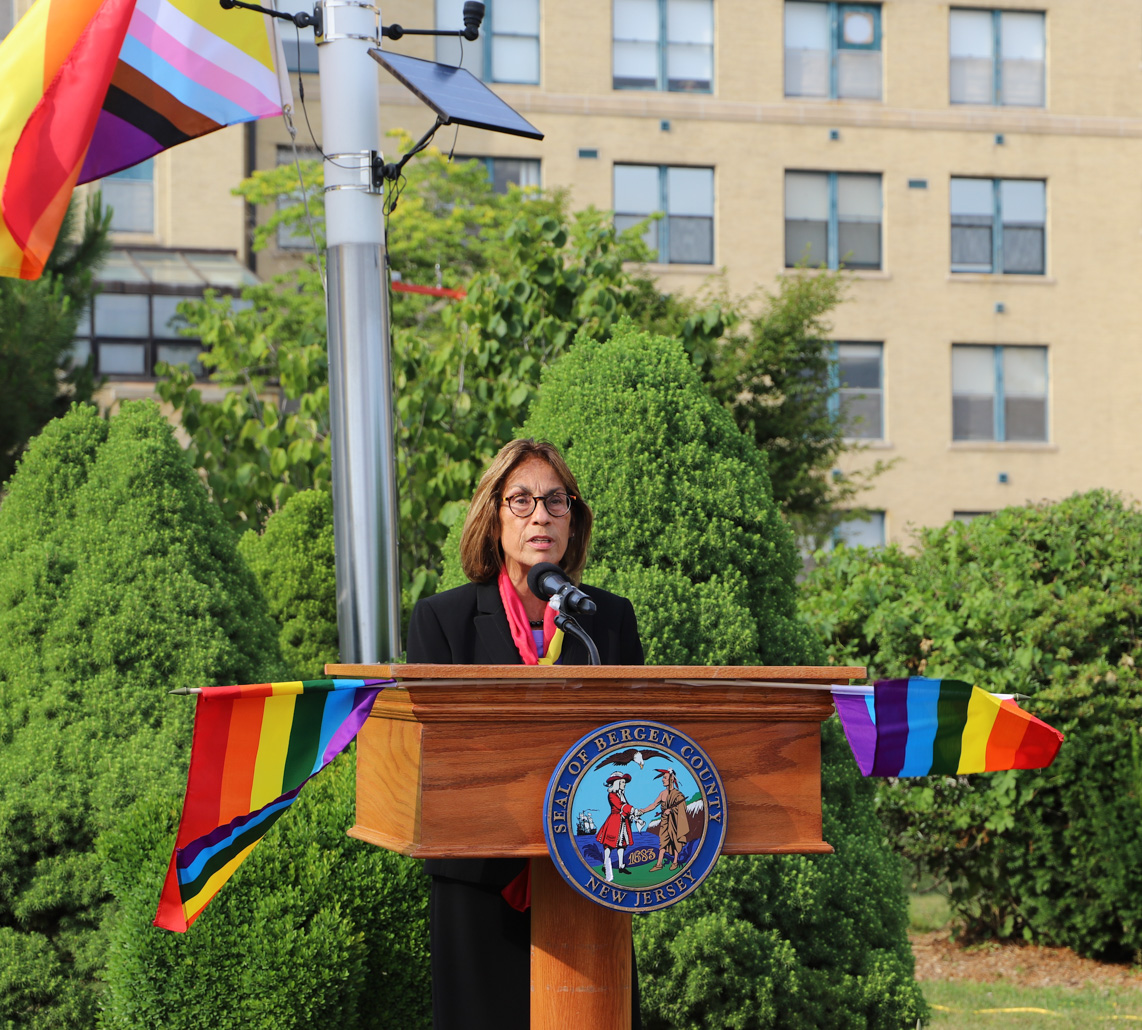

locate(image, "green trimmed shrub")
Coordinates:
801 490 1142 961
522 322 813 665
99 749 430 1030
634 725 924 1030
101 483 431 1027
0 401 282 1027
442 323 924 1028
238 489 339 676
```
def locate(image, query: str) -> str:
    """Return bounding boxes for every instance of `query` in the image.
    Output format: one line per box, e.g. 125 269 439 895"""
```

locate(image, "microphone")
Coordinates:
527 562 597 615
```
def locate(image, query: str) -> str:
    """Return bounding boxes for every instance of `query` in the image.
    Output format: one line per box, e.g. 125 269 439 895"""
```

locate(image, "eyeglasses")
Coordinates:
501 491 576 518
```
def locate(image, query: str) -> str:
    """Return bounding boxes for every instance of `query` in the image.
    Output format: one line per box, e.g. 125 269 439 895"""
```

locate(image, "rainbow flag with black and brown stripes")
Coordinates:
0 0 288 279
154 679 388 933
833 678 1063 778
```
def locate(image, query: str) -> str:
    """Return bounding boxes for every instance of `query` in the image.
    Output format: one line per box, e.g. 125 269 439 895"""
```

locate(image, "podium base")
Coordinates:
532 858 632 1030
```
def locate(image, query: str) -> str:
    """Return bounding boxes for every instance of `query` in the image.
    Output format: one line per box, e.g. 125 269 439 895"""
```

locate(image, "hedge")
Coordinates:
801 490 1142 960
102 485 432 1027
0 402 281 1027
238 488 339 678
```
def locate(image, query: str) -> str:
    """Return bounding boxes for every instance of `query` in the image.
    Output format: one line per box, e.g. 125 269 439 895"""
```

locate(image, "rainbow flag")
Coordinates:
833 678 1063 777
0 0 288 280
154 679 389 933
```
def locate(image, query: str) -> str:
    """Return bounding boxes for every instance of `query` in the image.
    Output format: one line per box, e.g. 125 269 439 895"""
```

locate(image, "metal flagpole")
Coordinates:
316 0 402 663
209 0 519 664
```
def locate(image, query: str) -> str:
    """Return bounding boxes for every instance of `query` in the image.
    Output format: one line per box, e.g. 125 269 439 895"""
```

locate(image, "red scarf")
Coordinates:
498 567 559 664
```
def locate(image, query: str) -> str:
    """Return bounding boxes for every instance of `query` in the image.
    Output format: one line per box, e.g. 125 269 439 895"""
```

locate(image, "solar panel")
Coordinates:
370 50 543 141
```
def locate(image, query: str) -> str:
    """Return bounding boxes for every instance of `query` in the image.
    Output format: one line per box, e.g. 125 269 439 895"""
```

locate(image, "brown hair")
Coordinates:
458 439 593 584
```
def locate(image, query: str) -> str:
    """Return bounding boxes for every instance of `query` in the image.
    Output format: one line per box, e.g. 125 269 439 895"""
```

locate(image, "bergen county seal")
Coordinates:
543 720 727 912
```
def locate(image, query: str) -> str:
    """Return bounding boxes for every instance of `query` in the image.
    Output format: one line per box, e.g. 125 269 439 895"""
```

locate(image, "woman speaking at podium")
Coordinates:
407 438 644 1030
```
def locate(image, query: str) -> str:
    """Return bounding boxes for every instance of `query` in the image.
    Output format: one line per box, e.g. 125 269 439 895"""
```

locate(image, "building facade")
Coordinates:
8 0 1141 542
262 0 1142 544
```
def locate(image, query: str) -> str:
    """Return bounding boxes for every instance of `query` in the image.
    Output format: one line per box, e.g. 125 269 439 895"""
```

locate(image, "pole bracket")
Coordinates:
323 150 383 195
318 0 380 44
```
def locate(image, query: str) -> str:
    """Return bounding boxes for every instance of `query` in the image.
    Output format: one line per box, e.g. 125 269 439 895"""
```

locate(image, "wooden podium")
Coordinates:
327 663 864 1029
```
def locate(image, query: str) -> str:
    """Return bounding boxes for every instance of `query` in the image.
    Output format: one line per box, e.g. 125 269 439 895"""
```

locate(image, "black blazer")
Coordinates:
407 579 645 668
407 579 645 883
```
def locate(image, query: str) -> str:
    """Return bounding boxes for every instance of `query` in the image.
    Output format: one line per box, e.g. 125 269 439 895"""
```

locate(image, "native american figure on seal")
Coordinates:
595 771 635 881
637 767 691 871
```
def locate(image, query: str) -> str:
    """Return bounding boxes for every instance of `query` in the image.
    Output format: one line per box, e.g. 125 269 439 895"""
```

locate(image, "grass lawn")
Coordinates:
923 980 1142 1028
910 890 952 933
909 891 1142 1028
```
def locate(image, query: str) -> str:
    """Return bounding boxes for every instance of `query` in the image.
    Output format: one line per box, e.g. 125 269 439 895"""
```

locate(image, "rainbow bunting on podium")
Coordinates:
154 679 389 933
833 678 1064 778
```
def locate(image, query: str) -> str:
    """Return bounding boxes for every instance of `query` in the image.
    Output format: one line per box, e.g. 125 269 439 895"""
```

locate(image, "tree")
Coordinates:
154 273 331 527
0 198 109 484
0 401 282 1027
157 145 731 611
698 268 892 547
801 490 1142 960
160 143 882 622
505 324 925 1028
237 136 522 294
515 320 814 665
88 482 433 1028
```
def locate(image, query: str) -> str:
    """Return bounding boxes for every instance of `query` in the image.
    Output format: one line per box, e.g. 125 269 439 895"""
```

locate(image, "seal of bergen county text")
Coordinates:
543 720 727 912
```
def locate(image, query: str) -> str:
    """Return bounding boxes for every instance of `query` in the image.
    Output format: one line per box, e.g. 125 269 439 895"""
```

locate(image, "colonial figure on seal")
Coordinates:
595 771 635 880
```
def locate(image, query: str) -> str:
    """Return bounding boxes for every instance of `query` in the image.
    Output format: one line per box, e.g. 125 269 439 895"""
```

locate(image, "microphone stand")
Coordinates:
553 612 601 666
546 588 601 666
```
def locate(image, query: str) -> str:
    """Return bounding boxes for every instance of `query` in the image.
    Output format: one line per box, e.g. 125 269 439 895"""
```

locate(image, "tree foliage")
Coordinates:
0 198 109 484
154 270 330 528
0 401 281 1027
516 321 815 666
88 477 433 1028
158 143 877 622
238 138 518 292
0 405 431 1026
801 490 1142 960
699 269 890 541
158 146 730 610
237 489 339 678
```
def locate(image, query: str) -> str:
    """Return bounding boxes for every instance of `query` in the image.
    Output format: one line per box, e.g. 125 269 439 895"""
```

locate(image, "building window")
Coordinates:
275 145 321 251
101 160 155 235
613 0 713 92
614 164 714 264
435 0 539 85
454 156 541 194
835 511 885 548
277 0 318 72
72 249 257 380
785 1 882 101
950 177 1045 275
950 8 1044 107
785 170 881 269
953 511 992 524
830 342 883 439
952 344 1047 442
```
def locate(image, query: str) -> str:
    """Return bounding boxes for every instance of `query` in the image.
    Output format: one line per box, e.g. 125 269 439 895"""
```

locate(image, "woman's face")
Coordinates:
498 456 572 579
